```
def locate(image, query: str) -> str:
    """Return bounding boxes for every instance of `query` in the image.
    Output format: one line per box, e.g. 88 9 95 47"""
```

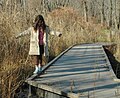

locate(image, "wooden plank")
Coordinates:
73 45 102 48
27 80 79 98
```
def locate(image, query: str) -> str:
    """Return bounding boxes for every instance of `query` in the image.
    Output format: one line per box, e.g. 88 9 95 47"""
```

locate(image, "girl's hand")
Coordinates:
15 35 19 39
58 33 62 37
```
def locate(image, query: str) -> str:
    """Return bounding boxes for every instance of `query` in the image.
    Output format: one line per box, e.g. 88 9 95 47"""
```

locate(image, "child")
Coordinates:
16 15 62 74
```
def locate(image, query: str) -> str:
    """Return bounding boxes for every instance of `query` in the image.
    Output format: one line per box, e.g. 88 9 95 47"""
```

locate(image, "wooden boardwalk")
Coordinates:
26 43 120 98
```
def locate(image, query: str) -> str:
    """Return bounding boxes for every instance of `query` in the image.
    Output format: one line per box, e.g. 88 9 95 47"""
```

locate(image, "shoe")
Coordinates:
38 64 42 72
33 65 39 74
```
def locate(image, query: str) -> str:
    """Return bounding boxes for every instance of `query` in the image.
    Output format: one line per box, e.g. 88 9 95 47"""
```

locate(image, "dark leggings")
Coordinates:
36 45 44 66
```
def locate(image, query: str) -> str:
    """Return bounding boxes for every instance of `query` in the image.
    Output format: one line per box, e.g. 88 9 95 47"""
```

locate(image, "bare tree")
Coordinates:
89 0 95 17
100 0 105 25
83 0 88 22
109 0 113 27
117 0 120 29
114 0 118 29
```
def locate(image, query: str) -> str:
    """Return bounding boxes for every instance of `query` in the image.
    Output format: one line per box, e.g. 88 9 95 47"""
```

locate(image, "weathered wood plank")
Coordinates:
27 80 80 98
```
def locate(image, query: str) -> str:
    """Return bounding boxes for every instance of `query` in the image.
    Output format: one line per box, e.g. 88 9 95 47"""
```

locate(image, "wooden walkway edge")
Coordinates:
26 43 120 98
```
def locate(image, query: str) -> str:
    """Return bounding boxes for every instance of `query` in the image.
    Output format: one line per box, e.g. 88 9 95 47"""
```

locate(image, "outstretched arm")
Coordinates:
50 31 62 37
16 27 32 38
46 26 62 37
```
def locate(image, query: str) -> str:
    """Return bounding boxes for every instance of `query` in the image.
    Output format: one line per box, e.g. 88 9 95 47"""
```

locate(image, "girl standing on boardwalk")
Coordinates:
16 15 62 74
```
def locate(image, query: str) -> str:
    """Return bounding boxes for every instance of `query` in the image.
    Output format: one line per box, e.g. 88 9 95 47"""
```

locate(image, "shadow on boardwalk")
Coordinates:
104 48 120 78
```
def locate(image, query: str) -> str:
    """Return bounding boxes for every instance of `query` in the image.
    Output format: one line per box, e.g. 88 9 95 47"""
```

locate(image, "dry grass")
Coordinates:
46 7 108 56
0 2 119 98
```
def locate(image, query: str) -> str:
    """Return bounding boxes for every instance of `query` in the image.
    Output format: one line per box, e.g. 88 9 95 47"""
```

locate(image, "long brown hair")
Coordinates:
33 15 46 32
